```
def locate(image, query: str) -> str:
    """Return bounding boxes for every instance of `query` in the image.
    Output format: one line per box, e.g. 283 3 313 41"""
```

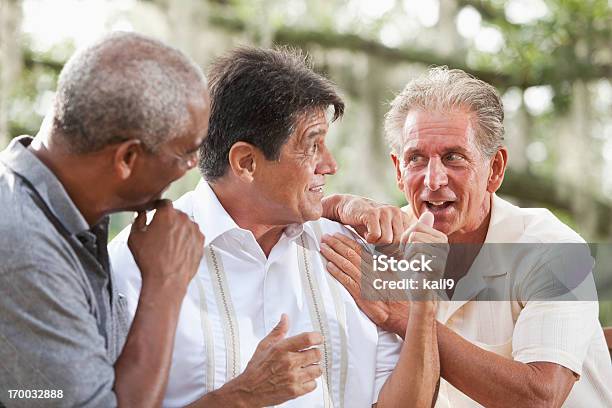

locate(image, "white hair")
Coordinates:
385 66 505 157
52 32 207 153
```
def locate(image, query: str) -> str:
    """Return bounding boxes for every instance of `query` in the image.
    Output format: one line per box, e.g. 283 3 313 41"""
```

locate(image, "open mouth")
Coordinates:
309 185 324 193
424 200 454 211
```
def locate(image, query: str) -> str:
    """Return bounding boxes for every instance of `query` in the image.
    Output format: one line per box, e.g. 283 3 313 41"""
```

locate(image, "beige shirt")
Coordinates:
405 194 612 407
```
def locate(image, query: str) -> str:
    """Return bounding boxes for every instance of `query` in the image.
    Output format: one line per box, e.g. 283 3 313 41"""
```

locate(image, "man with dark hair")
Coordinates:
0 32 209 407
200 46 344 182
110 46 440 408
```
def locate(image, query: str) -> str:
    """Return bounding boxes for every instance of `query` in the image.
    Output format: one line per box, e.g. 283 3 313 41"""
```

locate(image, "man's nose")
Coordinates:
424 157 448 191
316 145 337 175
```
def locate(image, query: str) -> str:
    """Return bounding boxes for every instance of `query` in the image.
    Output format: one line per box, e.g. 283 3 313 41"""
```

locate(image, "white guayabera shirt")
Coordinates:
109 181 403 408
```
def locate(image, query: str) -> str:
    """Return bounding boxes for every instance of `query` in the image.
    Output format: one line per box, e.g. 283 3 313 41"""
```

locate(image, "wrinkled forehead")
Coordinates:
401 109 478 152
289 107 331 144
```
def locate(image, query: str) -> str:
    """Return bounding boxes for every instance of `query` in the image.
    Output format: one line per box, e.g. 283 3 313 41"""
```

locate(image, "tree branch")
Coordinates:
207 14 611 89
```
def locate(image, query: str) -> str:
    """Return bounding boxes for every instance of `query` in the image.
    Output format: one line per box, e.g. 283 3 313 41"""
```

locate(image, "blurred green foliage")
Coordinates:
4 0 611 325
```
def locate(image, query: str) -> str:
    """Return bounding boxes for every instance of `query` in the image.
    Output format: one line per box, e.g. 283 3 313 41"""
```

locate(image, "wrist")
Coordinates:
409 301 437 318
210 377 260 408
140 277 188 305
391 320 409 339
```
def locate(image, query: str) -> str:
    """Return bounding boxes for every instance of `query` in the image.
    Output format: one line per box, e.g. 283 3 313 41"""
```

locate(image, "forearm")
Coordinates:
113 282 185 408
377 302 439 408
186 377 254 408
436 322 573 408
387 312 572 407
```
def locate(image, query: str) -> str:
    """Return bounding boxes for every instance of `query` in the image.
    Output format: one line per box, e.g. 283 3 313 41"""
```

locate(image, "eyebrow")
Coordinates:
306 128 326 139
299 128 326 146
185 138 205 153
404 145 471 155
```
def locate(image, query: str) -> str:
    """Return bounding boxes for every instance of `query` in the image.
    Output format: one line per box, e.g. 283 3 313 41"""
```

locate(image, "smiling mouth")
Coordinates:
309 185 324 193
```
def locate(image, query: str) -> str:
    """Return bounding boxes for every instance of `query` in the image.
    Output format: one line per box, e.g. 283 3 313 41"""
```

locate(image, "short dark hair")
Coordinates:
199 46 344 181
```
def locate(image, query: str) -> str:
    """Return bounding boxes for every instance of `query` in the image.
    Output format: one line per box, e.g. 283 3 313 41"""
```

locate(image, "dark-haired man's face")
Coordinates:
253 109 337 224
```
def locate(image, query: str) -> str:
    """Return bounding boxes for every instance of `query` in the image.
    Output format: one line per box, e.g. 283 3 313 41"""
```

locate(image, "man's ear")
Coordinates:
228 142 257 182
391 153 404 192
487 147 508 193
113 139 144 180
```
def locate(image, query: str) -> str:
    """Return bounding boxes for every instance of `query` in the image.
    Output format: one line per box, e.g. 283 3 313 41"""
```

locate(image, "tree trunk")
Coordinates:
0 0 22 148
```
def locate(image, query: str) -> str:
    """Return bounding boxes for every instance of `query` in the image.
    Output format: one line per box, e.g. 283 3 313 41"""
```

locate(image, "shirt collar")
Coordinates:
0 136 90 235
483 194 524 243
191 180 318 248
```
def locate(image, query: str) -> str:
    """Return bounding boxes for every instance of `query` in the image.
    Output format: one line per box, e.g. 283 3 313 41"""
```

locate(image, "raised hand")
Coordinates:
399 212 449 299
321 194 411 245
222 314 323 407
320 233 410 338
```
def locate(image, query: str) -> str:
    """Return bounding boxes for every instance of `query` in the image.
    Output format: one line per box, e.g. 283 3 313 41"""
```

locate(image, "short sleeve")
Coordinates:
372 328 403 404
107 228 142 323
512 300 598 376
511 243 599 376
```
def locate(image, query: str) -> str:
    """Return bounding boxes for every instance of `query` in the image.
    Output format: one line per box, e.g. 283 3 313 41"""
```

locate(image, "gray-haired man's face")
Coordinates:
392 109 494 240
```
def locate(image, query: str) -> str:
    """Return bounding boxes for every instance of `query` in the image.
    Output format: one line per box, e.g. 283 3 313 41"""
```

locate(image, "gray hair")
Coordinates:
384 67 504 157
52 32 207 153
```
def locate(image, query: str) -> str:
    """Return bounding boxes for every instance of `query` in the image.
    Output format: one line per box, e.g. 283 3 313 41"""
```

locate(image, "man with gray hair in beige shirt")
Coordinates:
321 66 612 407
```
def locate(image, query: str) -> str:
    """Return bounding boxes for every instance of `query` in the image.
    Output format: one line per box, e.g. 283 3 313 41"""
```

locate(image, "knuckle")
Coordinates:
306 381 317 392
344 248 356 260
340 258 353 270
288 384 301 396
308 332 322 344
305 333 317 344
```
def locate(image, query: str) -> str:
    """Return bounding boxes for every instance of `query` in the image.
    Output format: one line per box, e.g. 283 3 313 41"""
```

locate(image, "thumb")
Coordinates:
363 215 381 243
419 211 434 228
258 314 289 350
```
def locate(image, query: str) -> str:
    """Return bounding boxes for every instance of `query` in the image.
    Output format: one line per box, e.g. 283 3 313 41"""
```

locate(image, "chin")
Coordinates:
131 197 162 213
301 206 323 223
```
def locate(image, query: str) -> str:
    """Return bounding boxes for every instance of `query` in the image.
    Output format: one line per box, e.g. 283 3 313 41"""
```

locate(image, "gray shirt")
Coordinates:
0 136 129 407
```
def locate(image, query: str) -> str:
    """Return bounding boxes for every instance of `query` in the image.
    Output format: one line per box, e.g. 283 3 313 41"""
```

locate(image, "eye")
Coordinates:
406 154 426 166
444 152 465 162
310 142 319 154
